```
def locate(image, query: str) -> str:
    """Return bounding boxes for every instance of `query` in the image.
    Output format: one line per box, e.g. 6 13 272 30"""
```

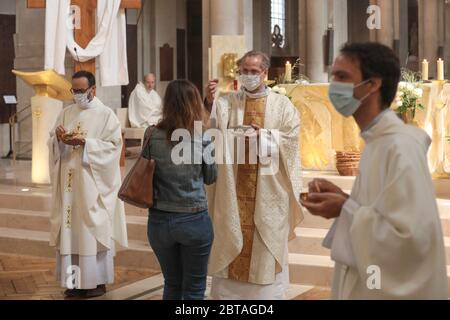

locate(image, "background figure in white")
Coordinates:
204 51 303 300
48 71 128 298
128 73 162 128
301 43 448 300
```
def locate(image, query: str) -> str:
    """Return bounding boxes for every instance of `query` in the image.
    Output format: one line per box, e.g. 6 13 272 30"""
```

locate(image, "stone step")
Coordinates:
0 188 51 212
0 208 149 242
289 227 450 262
2 205 450 258
288 253 450 293
300 199 450 237
0 227 160 270
0 208 49 232
303 171 450 200
0 187 147 217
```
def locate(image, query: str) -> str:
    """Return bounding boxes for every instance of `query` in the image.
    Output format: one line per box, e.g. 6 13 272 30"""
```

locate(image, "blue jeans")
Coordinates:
147 209 214 300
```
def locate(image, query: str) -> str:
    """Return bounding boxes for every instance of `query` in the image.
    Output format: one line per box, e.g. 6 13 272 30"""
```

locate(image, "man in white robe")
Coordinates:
301 42 448 300
48 71 128 298
128 73 162 128
204 51 303 300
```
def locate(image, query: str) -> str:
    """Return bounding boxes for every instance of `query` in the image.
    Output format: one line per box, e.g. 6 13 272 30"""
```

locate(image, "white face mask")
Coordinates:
239 74 263 92
328 80 372 117
74 92 92 109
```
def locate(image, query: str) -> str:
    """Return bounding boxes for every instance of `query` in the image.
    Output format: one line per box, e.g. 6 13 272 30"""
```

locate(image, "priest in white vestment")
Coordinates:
48 71 128 298
301 43 448 300
128 73 162 128
204 51 303 300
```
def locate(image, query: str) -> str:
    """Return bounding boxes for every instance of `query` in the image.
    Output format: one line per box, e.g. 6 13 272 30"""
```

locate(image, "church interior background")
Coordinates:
0 0 449 300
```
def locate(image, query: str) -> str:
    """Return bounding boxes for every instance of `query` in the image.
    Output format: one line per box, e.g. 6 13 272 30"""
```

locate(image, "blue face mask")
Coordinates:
328 80 372 117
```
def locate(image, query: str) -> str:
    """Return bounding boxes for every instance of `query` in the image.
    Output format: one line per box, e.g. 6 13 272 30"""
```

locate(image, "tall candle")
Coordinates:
422 59 429 81
285 61 292 82
437 58 444 81
208 48 213 80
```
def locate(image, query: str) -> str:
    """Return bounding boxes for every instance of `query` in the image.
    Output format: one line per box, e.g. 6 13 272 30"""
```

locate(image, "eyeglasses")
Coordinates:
238 70 263 76
70 87 92 95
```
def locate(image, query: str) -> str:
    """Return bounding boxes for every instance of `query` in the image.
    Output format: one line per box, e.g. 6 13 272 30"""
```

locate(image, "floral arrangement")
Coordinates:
271 85 293 101
394 69 424 120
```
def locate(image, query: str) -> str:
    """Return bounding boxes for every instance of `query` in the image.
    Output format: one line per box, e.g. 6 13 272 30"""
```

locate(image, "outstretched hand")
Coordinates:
300 192 349 220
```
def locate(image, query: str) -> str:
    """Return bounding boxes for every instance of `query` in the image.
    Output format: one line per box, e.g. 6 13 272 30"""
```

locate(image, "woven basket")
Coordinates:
335 151 361 176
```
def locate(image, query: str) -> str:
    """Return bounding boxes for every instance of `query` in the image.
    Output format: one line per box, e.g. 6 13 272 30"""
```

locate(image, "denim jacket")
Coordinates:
142 127 217 213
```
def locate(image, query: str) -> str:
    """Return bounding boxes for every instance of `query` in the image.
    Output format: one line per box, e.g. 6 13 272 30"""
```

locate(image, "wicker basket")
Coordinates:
335 151 361 176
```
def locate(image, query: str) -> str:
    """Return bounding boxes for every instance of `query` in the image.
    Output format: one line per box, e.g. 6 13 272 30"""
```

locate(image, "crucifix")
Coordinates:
27 0 141 76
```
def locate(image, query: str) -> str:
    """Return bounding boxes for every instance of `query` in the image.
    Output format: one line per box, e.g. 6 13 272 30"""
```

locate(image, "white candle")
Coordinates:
285 61 292 82
208 48 213 80
437 58 444 81
422 59 429 81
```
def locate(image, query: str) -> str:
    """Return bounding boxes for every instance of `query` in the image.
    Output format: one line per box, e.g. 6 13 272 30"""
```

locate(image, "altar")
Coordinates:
281 82 450 179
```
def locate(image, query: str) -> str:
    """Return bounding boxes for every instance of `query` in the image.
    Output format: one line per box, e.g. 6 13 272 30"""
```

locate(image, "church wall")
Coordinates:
154 0 178 97
0 0 16 157
0 0 15 15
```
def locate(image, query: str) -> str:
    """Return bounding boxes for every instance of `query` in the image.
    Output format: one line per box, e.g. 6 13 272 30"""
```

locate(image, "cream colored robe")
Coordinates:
128 82 162 128
48 97 128 256
325 110 448 300
207 91 303 292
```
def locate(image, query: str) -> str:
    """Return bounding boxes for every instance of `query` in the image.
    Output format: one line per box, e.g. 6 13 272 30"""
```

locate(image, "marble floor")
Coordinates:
0 253 330 300
0 253 158 300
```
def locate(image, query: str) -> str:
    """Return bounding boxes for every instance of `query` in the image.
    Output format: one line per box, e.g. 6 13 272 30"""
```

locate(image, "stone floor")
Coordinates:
0 253 158 300
0 253 331 300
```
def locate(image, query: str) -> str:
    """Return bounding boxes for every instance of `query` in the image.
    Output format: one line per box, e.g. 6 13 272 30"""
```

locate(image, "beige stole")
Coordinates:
228 96 273 282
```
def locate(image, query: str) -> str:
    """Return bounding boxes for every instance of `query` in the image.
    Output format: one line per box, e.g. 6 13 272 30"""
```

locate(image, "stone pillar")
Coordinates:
210 0 240 35
239 0 253 50
446 2 450 77
14 0 46 157
375 0 395 48
305 0 329 82
395 0 409 67
332 0 348 58
419 0 440 78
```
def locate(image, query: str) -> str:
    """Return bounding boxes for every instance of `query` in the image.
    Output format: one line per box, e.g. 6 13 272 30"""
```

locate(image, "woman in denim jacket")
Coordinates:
142 80 217 300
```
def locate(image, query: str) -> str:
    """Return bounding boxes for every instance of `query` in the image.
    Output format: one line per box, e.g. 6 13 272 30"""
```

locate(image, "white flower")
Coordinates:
406 83 414 91
398 91 404 97
414 88 423 97
272 86 281 94
398 82 407 89
396 100 403 107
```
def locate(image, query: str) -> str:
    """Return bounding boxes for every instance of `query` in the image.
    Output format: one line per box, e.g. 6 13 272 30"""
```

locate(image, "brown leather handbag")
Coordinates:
118 126 156 208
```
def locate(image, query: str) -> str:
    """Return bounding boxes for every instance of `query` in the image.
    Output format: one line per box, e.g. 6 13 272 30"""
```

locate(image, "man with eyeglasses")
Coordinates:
204 51 303 299
48 71 128 298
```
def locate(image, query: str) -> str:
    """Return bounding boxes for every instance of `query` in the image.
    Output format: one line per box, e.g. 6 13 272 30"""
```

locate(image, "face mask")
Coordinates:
239 74 263 92
328 80 372 117
74 92 91 109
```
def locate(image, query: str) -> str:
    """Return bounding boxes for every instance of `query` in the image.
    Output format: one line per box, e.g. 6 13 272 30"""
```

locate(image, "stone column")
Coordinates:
14 0 46 158
419 0 440 78
210 0 240 35
446 2 450 77
305 0 329 82
375 0 395 48
239 0 253 50
332 0 348 58
395 0 409 67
